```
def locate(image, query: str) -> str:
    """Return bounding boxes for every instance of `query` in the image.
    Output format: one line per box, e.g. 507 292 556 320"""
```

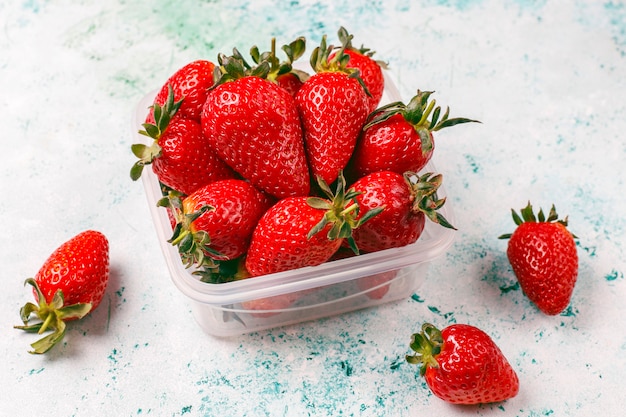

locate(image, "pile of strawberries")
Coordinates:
130 27 477 286
13 28 582 407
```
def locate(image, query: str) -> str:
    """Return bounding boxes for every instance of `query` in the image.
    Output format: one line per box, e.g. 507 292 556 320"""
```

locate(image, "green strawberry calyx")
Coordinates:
404 171 456 230
499 201 576 239
250 36 310 85
158 191 223 269
406 322 444 376
130 85 182 181
364 90 480 154
309 34 371 97
212 49 271 86
193 257 251 284
14 278 92 354
307 172 383 254
336 26 388 69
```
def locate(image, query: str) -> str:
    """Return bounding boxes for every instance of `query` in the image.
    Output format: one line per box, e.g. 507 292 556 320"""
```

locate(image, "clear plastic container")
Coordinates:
134 69 456 337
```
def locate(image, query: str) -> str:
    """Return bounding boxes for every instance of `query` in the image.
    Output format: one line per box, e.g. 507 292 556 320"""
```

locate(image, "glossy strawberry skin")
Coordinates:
423 324 519 405
296 71 370 185
152 117 236 196
507 221 578 315
183 179 273 260
146 60 216 124
201 76 310 199
350 171 425 252
276 72 304 97
245 196 343 277
349 113 434 180
34 230 110 313
342 49 384 113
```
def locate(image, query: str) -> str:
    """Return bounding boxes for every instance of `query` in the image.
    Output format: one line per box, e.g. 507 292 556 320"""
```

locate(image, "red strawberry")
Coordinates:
131 86 236 195
240 291 309 318
329 246 396 299
145 59 216 124
356 271 397 300
14 230 110 354
349 171 454 253
201 54 310 199
245 174 379 277
333 26 386 113
348 90 479 180
160 179 273 267
248 36 310 97
407 323 519 405
499 202 579 315
295 35 371 186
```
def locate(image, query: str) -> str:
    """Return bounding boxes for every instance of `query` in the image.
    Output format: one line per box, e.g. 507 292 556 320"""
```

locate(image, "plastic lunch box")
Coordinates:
134 68 456 337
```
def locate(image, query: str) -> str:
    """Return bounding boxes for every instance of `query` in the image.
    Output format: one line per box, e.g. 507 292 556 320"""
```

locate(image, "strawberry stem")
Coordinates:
14 278 92 354
364 90 480 154
406 322 444 376
158 191 222 268
306 172 382 253
499 201 576 240
130 85 182 181
404 172 456 230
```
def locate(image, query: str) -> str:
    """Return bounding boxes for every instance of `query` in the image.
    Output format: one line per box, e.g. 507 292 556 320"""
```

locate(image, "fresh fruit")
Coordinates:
499 202 579 315
130 86 236 195
329 246 396 299
159 179 273 267
333 26 386 113
348 90 479 180
14 230 110 354
240 291 310 318
245 173 380 277
248 36 310 97
145 59 216 124
295 35 371 186
406 323 519 405
349 170 454 252
355 271 397 299
201 54 310 199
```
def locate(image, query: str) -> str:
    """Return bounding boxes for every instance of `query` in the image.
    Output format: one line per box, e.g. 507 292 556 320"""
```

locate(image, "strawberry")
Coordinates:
248 36 310 97
356 271 397 300
130 86 236 195
14 230 110 354
333 26 386 113
245 173 380 277
201 54 310 199
295 35 371 186
159 179 273 267
348 90 479 180
145 59 216 124
329 246 396 299
349 171 454 253
407 323 519 405
240 291 310 318
499 202 579 315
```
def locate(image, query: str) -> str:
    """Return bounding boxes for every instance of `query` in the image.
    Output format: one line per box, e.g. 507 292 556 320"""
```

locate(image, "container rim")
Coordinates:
133 68 456 306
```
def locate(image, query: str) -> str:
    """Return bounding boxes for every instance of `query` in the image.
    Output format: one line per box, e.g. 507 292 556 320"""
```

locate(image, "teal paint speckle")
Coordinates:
605 269 623 281
427 305 455 321
499 281 520 294
28 367 45 375
464 153 480 173
410 293 424 302
560 305 577 317
605 1 626 55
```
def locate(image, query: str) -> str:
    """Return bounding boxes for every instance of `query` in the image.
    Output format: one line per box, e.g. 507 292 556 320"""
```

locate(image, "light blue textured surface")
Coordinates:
1 1 625 416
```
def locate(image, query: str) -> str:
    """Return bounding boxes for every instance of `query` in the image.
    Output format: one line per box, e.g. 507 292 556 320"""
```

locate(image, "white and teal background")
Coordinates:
1 1 625 415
